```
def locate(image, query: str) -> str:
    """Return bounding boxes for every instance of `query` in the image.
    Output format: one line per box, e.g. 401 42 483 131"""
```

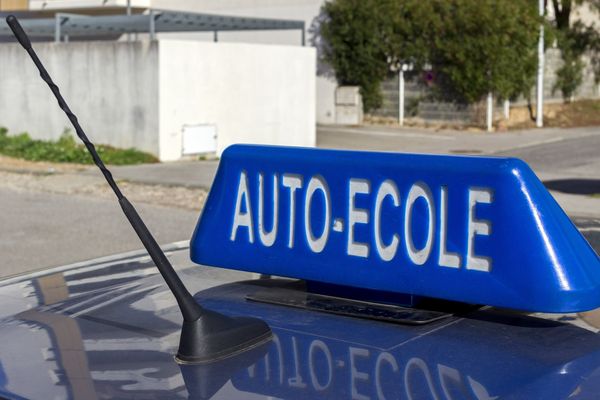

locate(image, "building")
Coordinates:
0 1 318 161
4 0 336 124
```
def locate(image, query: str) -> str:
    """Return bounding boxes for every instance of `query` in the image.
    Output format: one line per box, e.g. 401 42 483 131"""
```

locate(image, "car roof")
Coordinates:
0 243 599 399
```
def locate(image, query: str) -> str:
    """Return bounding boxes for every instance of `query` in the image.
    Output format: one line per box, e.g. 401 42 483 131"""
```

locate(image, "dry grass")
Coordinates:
507 100 600 130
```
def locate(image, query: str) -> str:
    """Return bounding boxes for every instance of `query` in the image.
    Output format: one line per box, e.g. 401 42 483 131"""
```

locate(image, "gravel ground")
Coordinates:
0 155 88 174
0 169 207 211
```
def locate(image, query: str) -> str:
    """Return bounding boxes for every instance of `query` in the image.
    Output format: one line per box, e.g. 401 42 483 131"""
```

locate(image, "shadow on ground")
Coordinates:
544 179 600 196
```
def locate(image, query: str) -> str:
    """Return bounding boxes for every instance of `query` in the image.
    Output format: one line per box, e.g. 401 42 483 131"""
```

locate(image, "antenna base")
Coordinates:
175 309 272 364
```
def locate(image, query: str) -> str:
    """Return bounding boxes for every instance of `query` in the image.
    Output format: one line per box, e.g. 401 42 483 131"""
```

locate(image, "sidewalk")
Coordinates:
85 159 219 189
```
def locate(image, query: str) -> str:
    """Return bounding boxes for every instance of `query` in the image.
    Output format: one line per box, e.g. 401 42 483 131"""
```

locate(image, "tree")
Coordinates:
551 0 600 101
317 0 541 112
383 0 441 71
318 0 392 111
426 0 540 104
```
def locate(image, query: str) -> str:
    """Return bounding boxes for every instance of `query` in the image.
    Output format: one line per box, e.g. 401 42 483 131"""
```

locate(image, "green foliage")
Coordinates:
554 49 584 100
427 0 539 103
383 1 441 70
0 128 158 165
318 0 540 109
551 1 600 101
319 0 392 111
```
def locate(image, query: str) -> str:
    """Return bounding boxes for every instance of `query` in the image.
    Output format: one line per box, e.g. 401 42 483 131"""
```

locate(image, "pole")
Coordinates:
149 9 156 41
126 0 132 42
503 99 510 120
399 68 405 126
54 14 60 43
536 0 545 127
487 92 493 132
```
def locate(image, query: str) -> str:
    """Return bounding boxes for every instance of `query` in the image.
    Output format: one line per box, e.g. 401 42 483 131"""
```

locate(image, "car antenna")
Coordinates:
5 15 271 364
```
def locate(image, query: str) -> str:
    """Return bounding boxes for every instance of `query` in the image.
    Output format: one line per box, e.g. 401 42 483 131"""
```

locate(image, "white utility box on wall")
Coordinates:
335 86 363 125
182 124 217 155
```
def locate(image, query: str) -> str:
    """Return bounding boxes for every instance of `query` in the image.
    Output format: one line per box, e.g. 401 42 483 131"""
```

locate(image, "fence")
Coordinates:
370 48 600 125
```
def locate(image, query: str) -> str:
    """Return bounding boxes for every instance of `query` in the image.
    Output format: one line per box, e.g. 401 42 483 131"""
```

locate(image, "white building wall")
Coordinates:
152 0 336 125
28 0 337 124
29 0 151 9
0 41 160 155
0 39 315 161
158 40 316 160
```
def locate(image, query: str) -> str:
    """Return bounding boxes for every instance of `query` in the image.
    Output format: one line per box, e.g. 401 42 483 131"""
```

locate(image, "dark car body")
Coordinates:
1 241 600 399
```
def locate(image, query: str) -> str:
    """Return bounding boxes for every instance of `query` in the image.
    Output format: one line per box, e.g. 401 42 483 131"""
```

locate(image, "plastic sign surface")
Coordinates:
191 145 600 312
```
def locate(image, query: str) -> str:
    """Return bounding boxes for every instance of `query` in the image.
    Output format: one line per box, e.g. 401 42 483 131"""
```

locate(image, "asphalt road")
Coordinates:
574 216 600 254
0 188 198 277
494 133 600 177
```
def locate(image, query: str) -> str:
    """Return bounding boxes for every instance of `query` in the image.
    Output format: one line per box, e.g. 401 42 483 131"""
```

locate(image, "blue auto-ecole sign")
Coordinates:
191 145 600 313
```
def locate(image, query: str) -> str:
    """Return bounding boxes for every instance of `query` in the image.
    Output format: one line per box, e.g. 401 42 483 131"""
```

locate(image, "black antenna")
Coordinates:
6 15 271 364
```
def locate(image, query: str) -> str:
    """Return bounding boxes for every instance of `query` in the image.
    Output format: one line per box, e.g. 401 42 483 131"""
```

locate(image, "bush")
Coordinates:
317 0 541 109
550 3 600 101
318 0 392 111
427 0 539 103
554 52 584 101
552 20 598 100
0 128 158 165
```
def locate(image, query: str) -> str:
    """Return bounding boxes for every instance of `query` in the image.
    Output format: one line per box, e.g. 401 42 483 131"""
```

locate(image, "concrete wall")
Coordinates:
151 0 337 125
29 0 151 9
27 0 337 124
158 40 316 160
0 39 315 161
541 48 600 100
0 41 160 154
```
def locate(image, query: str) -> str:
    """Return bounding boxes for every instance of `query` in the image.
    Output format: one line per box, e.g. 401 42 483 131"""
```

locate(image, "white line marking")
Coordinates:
491 136 566 154
510 136 564 150
322 127 455 140
580 227 600 233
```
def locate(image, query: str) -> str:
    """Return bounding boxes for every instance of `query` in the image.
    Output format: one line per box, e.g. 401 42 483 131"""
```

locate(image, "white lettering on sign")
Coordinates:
229 171 494 271
374 180 401 262
282 174 303 248
230 171 254 243
304 175 331 253
404 182 435 265
438 186 461 268
348 179 370 258
466 188 493 272
258 173 278 247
